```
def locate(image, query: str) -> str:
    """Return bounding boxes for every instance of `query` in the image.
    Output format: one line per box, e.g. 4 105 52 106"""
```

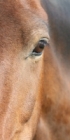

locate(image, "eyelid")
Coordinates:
40 37 49 44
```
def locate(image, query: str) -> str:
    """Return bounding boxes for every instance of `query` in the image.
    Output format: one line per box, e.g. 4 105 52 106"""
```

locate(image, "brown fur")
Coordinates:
0 0 48 139
35 0 70 140
0 0 70 140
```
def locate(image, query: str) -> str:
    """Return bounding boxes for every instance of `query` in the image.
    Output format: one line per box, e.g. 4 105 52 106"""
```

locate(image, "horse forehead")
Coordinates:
19 0 40 9
1 0 47 22
19 0 47 17
1 0 42 12
0 0 48 43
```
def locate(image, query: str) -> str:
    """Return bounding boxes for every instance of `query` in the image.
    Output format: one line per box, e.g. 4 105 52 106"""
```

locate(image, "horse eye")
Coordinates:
32 39 48 56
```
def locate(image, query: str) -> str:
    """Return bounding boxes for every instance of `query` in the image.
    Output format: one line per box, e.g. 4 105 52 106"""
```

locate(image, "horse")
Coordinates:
34 0 70 140
0 0 49 139
0 0 70 140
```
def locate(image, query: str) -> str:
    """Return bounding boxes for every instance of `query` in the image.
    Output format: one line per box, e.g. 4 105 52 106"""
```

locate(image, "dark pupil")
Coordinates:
33 40 47 54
